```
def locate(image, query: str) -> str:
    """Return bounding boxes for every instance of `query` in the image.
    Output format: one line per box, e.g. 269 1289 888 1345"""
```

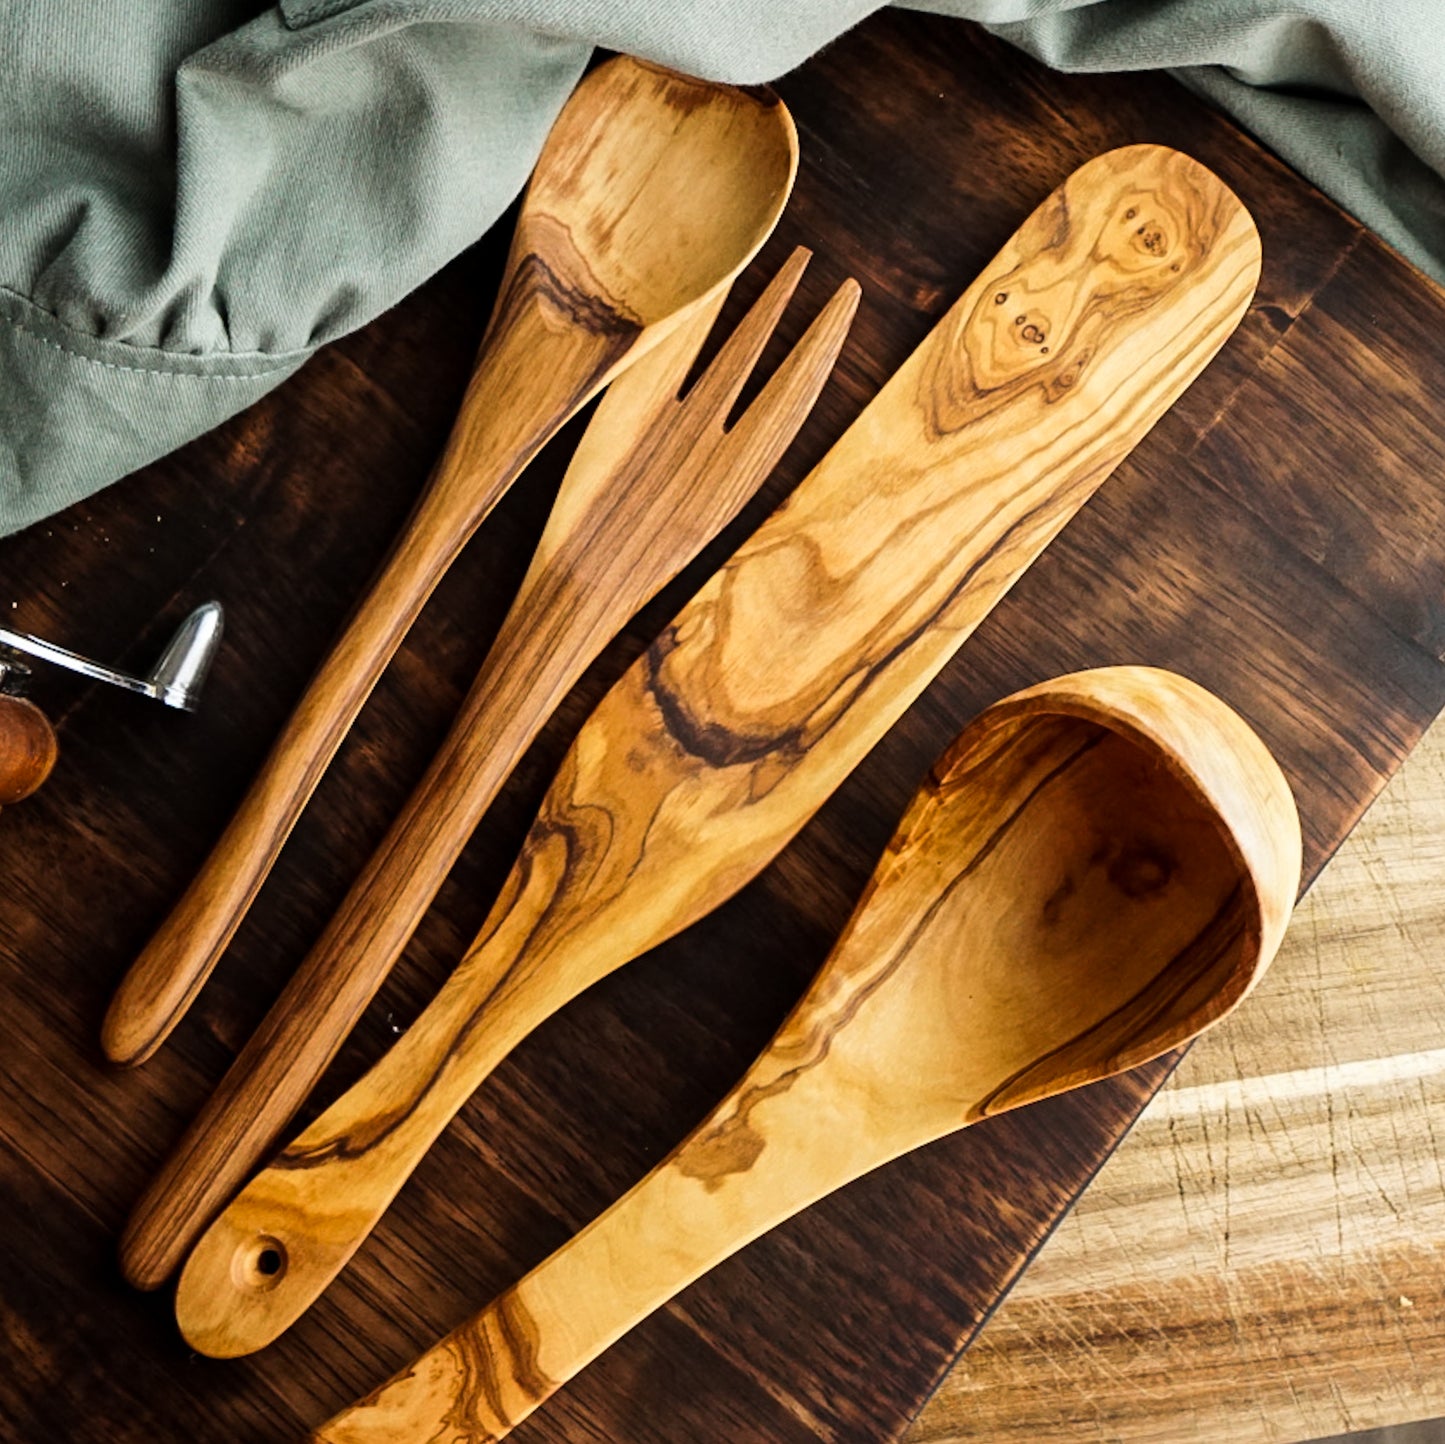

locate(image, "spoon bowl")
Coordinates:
849 665 1300 1128
519 60 798 329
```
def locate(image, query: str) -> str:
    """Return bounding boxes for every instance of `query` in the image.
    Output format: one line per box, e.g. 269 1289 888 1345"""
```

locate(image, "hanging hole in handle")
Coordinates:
233 1236 288 1293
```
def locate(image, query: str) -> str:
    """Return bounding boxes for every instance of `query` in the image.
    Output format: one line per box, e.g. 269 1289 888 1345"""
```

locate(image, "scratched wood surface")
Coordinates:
908 709 1445 1444
4 12 1445 1443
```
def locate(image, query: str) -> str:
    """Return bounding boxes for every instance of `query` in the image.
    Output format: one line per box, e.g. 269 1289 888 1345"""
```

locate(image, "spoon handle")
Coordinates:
101 292 633 1075
306 1000 910 1444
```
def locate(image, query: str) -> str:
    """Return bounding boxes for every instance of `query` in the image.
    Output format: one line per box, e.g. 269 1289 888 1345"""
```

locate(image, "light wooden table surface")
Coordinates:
909 709 1445 1442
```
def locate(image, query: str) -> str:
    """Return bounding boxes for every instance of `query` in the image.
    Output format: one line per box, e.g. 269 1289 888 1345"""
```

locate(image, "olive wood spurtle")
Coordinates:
120 248 859 1288
174 144 1263 1355
102 56 800 1070
305 665 1301 1441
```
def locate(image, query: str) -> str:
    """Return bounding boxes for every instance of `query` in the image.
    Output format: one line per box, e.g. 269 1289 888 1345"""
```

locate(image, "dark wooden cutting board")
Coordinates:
3 13 1445 1443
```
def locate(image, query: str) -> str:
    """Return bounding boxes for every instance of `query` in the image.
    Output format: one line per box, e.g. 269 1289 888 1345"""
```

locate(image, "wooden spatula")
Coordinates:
173 144 1262 1357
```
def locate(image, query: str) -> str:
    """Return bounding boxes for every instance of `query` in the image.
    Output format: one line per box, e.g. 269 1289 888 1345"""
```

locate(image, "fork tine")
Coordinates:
681 246 814 421
715 275 861 471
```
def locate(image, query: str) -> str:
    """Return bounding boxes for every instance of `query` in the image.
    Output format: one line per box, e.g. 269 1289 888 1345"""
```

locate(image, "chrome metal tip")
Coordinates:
147 601 224 711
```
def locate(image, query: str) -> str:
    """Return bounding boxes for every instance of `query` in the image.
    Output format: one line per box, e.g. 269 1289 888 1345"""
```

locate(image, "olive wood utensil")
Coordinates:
101 56 800 1070
300 664 1302 1441
119 247 859 1289
173 143 1262 1355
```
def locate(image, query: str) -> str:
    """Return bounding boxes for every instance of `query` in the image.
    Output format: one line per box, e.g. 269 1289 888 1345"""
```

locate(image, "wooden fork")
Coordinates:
119 246 860 1290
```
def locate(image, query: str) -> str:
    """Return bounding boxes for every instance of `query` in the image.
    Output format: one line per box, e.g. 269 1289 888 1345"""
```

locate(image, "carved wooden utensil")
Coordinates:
101 56 800 1069
301 665 1302 1442
119 248 860 1289
172 144 1262 1357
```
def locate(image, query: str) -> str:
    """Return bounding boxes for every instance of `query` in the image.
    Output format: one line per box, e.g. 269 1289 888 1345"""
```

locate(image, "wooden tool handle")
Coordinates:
100 298 632 1073
0 695 57 807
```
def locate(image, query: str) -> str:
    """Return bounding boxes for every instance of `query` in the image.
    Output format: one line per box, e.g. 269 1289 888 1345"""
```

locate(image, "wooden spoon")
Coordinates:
119 248 858 1290
172 145 1262 1357
295 664 1301 1441
101 56 799 1069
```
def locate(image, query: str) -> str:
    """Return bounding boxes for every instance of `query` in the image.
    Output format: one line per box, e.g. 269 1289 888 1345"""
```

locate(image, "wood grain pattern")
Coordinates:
4 15 1445 1443
0 695 57 806
307 666 1301 1441
170 144 1261 1359
100 57 799 1074
117 249 858 1295
906 703 1445 1444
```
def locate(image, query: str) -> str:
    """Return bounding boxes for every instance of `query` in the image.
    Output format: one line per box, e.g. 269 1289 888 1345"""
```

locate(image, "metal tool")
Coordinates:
0 602 224 712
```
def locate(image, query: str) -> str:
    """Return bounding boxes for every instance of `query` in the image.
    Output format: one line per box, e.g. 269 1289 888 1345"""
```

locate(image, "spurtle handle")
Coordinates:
0 695 57 807
101 305 629 1076
174 943 554 1356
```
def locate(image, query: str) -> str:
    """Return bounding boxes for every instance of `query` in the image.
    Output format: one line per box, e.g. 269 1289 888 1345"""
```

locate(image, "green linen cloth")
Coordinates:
3 0 1442 536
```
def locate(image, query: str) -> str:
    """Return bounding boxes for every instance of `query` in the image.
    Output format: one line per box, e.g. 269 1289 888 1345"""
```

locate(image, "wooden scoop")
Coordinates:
101 56 799 1069
299 664 1301 1441
172 145 1262 1357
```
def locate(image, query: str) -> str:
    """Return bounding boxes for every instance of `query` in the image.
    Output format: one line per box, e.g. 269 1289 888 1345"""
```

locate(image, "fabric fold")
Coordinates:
3 0 1444 537
0 287 307 535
